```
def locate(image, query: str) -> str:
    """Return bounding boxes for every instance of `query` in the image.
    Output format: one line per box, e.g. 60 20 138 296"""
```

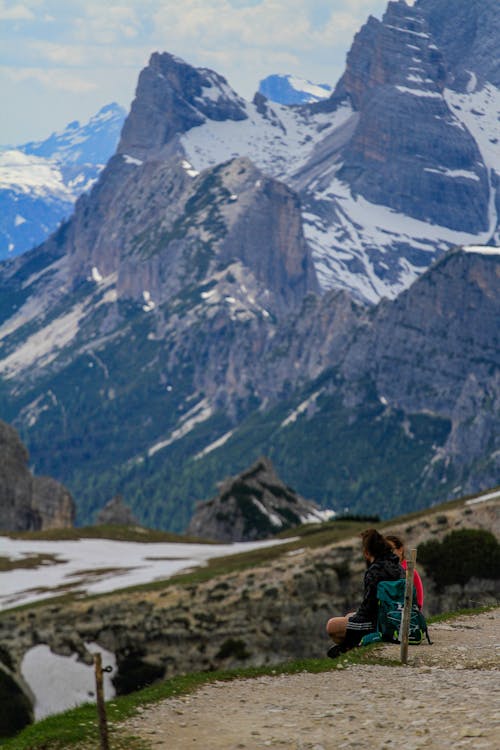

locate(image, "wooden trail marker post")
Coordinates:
94 652 110 750
400 548 417 664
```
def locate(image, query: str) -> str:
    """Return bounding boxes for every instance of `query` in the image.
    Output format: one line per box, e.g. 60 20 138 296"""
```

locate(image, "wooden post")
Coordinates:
400 548 417 665
94 652 110 750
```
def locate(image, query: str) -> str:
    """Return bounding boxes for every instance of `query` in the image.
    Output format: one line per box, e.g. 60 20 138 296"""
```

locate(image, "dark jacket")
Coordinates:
346 551 403 640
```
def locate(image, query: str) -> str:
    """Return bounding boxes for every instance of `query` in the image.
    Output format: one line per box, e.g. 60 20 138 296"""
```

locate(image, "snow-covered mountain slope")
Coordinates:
0 104 126 260
19 102 126 166
178 1 500 303
259 74 333 105
0 150 76 261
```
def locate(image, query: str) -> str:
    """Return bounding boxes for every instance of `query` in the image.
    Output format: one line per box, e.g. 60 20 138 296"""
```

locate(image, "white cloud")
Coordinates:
3 66 97 93
0 0 393 143
72 3 141 45
151 0 362 52
0 1 34 20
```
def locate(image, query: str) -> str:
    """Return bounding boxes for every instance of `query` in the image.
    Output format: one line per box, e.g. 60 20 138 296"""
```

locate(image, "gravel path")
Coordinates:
121 609 499 750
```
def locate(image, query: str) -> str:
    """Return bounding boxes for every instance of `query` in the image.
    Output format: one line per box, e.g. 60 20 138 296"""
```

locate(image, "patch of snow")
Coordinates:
385 24 429 39
252 497 283 528
123 154 143 166
142 290 155 312
445 84 500 240
281 390 323 427
465 488 500 505
194 430 234 460
424 167 480 182
21 643 116 720
148 398 213 456
0 149 74 201
462 245 500 256
300 509 336 524
395 86 441 99
0 536 292 611
466 71 478 94
287 75 332 100
91 266 103 283
445 85 500 175
305 174 498 302
181 158 199 177
198 72 244 108
181 98 352 183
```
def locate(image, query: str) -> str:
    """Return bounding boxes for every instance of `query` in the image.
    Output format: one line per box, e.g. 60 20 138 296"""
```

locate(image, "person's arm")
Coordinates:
350 567 378 624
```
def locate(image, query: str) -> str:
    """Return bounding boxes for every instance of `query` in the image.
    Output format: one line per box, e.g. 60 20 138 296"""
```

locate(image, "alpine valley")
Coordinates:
0 0 499 532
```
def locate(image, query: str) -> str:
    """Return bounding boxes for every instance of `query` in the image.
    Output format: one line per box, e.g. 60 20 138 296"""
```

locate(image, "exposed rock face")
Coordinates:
0 420 75 532
187 457 330 542
417 0 500 89
52 146 317 317
96 495 138 526
340 250 500 493
333 1 489 232
118 52 247 160
31 477 75 531
0 421 36 532
345 251 500 412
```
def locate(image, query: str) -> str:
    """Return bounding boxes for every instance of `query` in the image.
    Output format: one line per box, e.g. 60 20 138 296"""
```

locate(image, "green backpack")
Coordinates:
375 579 432 645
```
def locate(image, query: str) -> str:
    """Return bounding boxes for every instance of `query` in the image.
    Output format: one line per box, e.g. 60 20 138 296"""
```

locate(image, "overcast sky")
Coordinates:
1 0 409 145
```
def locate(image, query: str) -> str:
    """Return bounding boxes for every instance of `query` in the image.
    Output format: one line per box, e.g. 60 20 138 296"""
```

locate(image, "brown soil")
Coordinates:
119 608 499 749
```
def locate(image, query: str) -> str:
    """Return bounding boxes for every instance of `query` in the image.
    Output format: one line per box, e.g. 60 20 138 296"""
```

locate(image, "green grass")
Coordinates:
0 554 62 572
6 525 216 544
0 646 392 750
427 604 497 624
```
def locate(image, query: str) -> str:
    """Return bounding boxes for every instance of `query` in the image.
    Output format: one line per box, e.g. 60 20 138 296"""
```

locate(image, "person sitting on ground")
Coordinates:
385 533 424 610
326 528 403 658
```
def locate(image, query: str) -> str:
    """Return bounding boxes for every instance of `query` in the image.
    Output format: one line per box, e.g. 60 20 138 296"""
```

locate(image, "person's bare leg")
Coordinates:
326 615 349 644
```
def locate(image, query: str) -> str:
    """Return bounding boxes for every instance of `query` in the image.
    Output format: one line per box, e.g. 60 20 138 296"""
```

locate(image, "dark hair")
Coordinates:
385 534 404 551
361 528 393 559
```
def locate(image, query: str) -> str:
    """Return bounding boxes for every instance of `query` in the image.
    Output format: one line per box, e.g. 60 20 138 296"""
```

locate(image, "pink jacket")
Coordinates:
401 559 424 609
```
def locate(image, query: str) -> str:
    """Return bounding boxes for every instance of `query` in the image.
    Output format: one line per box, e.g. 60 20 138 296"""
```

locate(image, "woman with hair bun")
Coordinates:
326 528 403 658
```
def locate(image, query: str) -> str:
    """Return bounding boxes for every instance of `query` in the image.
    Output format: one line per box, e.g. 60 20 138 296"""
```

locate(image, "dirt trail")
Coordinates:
120 609 499 749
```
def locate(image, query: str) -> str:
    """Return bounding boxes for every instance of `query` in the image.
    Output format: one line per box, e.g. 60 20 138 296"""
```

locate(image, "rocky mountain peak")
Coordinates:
187 456 332 542
329 0 490 234
336 0 445 111
118 52 248 160
416 0 500 89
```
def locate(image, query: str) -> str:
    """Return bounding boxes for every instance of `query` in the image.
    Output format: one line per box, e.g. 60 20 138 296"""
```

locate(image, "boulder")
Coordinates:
0 420 75 532
96 495 138 526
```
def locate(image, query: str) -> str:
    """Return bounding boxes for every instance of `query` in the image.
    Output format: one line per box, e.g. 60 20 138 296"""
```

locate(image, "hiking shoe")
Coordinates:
327 644 343 659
